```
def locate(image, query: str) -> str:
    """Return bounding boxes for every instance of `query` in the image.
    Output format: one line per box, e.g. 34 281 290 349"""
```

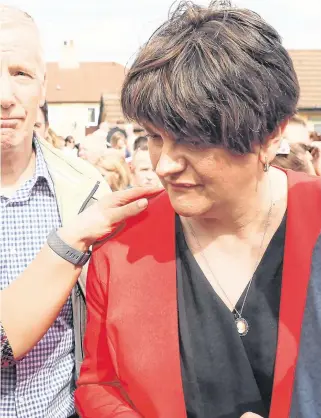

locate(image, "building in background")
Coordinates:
289 50 321 133
46 61 125 140
45 41 126 140
98 93 124 126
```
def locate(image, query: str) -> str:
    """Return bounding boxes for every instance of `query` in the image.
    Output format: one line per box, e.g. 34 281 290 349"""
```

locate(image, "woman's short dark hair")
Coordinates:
121 0 300 154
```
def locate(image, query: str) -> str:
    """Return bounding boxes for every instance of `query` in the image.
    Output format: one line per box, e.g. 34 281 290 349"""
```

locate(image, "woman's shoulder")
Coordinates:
287 170 321 208
287 169 321 190
286 170 321 235
126 189 173 233
93 189 175 267
99 189 173 248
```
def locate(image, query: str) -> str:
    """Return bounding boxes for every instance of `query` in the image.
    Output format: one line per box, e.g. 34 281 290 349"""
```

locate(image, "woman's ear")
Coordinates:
260 120 289 165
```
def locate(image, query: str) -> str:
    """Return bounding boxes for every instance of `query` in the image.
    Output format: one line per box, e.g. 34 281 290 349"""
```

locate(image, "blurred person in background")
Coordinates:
91 122 112 153
310 141 321 175
63 135 77 158
310 131 321 142
65 135 75 149
273 141 317 175
47 128 56 147
284 115 311 146
273 138 321 177
133 135 148 151
280 116 321 176
55 135 66 150
78 134 109 165
34 101 49 141
77 141 99 164
131 147 162 188
120 121 138 154
76 1 321 418
108 129 128 157
46 128 65 150
93 121 110 138
92 122 110 141
108 125 132 158
95 149 131 191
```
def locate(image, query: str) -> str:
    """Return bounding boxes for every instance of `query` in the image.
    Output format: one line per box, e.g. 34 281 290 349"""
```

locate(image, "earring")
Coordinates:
263 157 270 172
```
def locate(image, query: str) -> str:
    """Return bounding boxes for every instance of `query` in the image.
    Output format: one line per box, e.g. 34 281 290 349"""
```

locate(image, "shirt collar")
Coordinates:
1 135 55 204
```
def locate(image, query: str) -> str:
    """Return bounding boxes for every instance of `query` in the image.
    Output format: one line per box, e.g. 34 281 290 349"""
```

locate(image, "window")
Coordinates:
88 108 96 124
314 124 321 134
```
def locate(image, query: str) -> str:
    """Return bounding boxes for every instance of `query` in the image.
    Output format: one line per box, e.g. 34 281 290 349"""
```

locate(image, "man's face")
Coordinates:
0 18 45 153
131 150 162 187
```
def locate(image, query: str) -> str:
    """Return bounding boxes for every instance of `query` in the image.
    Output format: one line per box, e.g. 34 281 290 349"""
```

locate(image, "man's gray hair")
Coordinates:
0 4 35 24
0 4 46 78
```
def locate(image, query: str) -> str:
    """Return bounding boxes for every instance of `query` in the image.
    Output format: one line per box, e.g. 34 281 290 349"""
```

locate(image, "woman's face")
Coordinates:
116 138 125 149
146 126 267 219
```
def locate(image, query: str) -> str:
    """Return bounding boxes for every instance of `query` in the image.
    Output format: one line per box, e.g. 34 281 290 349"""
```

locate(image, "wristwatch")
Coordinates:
47 229 91 266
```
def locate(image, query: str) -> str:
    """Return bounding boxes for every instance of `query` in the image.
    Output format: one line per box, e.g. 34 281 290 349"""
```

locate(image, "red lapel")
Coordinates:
270 171 321 417
106 191 187 418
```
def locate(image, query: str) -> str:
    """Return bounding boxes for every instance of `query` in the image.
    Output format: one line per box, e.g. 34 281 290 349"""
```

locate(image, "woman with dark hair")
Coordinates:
76 2 321 418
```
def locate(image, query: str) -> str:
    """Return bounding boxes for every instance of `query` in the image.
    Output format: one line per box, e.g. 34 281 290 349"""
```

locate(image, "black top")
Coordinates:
176 215 286 418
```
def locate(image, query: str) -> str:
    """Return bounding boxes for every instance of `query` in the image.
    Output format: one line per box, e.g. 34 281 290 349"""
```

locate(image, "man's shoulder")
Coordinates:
38 136 101 179
38 136 110 196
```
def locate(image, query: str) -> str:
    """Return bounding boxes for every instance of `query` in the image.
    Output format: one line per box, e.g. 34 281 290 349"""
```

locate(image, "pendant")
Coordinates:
235 317 249 337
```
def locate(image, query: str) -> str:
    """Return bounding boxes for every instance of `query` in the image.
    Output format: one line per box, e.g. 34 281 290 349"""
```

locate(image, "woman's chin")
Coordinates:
169 198 213 218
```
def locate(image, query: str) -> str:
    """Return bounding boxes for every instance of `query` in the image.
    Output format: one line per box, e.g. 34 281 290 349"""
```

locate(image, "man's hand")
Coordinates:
59 186 163 250
240 413 263 418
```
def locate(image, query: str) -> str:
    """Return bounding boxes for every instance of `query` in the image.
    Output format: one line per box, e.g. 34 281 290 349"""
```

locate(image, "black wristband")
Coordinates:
47 229 91 266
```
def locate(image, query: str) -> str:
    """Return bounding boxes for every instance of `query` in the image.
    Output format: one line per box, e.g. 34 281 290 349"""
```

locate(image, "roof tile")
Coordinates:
46 62 126 103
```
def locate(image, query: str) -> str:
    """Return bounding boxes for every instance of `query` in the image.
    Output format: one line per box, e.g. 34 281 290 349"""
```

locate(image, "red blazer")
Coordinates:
75 170 321 418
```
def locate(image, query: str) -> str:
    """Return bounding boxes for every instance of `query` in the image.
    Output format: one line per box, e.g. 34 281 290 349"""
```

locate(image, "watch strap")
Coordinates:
47 229 91 266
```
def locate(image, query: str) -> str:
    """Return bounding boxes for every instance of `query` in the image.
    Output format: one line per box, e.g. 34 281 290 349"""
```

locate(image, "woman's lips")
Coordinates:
169 182 199 190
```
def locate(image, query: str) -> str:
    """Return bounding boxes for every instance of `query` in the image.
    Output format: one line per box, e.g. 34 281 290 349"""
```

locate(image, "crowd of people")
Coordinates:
34 104 163 190
1 2 321 418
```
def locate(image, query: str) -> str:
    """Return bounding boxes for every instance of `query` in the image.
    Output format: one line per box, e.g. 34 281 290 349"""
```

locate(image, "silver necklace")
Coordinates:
186 181 273 337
